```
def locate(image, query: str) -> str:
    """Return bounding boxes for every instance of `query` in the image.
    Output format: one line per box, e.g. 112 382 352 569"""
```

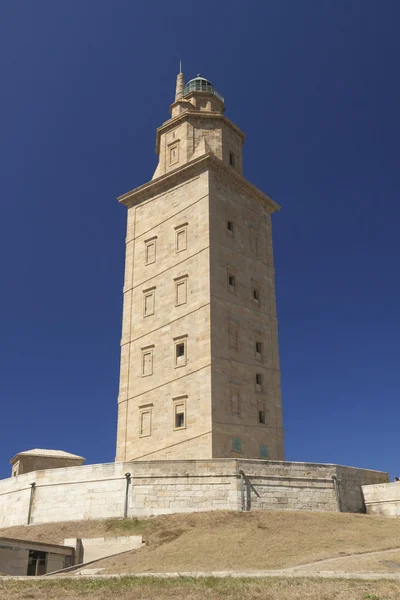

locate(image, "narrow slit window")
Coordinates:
253 288 260 303
256 373 262 391
229 152 235 167
227 221 234 236
255 341 262 361
258 410 265 424
228 274 235 293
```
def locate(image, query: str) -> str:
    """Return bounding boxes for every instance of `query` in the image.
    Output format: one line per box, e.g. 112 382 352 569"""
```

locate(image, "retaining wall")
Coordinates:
0 459 388 528
362 482 400 517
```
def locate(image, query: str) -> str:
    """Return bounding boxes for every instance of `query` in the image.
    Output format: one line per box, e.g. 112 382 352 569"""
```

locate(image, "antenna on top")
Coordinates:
179 60 182 74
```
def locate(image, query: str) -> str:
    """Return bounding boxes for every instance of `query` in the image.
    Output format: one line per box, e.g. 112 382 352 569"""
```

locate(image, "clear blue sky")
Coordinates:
1 1 399 481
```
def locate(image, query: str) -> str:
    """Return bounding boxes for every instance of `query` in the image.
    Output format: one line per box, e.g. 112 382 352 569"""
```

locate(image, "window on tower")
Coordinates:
175 223 188 253
174 275 188 306
255 340 263 361
143 287 156 317
173 396 187 430
141 345 154 377
139 405 153 437
169 144 179 165
174 335 187 367
144 236 157 265
232 437 242 453
229 152 236 168
256 373 262 392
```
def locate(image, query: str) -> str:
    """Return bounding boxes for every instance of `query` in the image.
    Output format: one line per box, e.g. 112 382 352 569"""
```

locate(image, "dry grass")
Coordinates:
298 549 400 574
3 510 400 574
1 576 400 600
0 517 147 545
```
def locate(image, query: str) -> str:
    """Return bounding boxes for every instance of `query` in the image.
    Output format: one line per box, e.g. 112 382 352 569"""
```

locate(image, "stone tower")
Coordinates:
115 69 284 462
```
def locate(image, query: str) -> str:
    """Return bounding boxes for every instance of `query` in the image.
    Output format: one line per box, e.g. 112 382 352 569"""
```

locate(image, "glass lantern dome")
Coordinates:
182 75 224 103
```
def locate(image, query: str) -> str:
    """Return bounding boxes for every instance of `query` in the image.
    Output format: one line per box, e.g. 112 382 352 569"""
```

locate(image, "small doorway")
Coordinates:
27 550 47 576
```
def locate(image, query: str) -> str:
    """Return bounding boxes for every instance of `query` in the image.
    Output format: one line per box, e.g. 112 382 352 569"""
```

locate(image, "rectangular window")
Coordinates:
139 408 152 437
258 410 265 424
143 287 156 317
229 152 235 167
260 444 269 458
175 223 188 253
255 340 263 361
228 273 235 293
253 288 260 304
144 236 157 265
173 396 187 430
141 345 154 377
227 220 234 236
174 275 188 306
232 437 242 453
169 144 179 165
230 384 240 416
256 373 262 392
228 320 238 350
174 335 187 367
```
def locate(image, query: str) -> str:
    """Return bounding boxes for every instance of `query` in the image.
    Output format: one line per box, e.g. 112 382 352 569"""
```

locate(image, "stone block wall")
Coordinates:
239 460 338 512
338 465 389 513
362 482 400 517
0 459 389 528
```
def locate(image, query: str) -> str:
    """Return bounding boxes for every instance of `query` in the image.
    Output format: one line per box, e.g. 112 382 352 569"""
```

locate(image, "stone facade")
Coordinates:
116 71 284 462
362 482 400 517
0 460 388 528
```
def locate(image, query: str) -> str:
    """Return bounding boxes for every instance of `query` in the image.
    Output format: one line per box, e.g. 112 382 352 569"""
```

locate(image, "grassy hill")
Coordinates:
2 510 400 573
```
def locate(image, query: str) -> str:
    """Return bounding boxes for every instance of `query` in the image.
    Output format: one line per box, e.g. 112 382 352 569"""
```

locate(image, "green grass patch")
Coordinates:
2 576 400 600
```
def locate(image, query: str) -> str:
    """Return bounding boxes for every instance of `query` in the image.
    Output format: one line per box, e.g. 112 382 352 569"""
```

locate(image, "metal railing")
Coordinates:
178 80 224 103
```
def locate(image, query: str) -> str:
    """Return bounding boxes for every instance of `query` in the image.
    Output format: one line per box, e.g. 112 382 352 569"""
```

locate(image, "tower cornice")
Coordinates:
118 153 280 214
155 111 245 155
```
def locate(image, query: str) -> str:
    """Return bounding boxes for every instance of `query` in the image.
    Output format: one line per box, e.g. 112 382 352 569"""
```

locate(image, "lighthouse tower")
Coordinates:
115 69 284 462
